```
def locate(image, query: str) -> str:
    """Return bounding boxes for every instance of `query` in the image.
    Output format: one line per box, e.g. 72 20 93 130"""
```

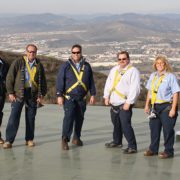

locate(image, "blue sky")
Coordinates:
0 0 180 14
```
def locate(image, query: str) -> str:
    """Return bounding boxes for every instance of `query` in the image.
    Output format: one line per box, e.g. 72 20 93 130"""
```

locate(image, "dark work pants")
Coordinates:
110 106 123 145
5 99 37 144
62 98 86 141
119 107 137 150
149 103 177 156
0 94 5 138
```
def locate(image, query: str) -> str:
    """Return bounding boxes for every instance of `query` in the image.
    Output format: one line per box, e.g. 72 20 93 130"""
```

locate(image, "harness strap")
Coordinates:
23 56 37 88
66 63 87 94
151 74 166 108
109 66 132 100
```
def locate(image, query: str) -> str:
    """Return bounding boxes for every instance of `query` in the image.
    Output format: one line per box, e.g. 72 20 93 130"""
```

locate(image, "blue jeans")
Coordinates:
5 99 37 144
119 106 137 150
110 106 123 145
149 103 177 156
62 97 86 141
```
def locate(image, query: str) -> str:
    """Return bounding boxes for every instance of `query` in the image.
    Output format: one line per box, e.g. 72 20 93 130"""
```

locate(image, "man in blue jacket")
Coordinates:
56 44 96 150
0 57 9 144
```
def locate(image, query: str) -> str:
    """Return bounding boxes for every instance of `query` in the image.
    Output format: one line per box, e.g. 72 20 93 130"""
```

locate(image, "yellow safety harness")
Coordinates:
109 66 132 100
65 63 87 96
23 56 37 88
151 74 167 108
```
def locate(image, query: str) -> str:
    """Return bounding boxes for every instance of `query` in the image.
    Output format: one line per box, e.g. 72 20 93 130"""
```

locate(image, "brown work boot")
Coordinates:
72 138 83 146
0 137 5 144
159 152 174 159
62 138 69 150
144 149 158 156
3 142 12 149
26 140 35 147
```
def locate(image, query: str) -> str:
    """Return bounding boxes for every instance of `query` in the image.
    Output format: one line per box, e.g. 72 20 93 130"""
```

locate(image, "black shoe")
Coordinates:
105 141 122 148
123 148 137 154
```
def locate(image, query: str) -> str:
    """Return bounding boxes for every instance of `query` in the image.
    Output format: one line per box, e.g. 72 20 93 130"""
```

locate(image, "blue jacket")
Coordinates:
56 57 96 98
0 58 9 96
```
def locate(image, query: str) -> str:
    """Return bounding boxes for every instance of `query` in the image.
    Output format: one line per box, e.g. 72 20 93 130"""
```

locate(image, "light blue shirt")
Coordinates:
75 62 81 72
71 58 83 72
146 72 180 102
25 59 36 87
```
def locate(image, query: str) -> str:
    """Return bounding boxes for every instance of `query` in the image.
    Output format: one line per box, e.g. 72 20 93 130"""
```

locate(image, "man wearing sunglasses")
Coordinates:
3 44 47 149
0 57 9 144
104 51 140 154
57 44 96 150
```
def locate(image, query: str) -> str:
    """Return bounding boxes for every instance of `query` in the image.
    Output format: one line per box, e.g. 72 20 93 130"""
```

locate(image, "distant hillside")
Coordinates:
1 13 180 42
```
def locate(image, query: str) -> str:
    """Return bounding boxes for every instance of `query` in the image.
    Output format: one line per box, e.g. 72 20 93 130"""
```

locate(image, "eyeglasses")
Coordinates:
156 62 165 65
27 51 36 54
118 58 127 61
72 51 81 54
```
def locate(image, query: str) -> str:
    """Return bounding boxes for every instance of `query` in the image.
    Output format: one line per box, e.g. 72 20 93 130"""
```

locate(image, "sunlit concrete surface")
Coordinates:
1 103 180 180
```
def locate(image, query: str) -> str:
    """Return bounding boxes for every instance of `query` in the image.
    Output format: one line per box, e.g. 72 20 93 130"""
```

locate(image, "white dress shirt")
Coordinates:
104 64 140 106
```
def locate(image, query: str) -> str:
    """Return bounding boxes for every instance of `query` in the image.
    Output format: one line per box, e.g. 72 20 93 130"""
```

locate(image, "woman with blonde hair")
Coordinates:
144 55 180 158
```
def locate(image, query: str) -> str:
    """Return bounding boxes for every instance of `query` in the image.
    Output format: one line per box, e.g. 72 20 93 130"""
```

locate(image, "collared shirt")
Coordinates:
72 59 82 72
25 59 36 87
146 72 180 102
104 64 140 106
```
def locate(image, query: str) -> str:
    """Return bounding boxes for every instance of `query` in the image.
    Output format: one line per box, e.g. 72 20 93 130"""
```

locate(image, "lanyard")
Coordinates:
151 74 165 108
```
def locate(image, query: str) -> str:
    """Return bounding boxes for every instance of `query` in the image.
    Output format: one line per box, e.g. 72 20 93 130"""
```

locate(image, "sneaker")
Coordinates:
62 138 69 150
3 142 12 149
26 140 35 147
0 137 4 144
123 148 137 154
105 141 122 148
144 149 158 156
159 152 174 159
72 139 83 146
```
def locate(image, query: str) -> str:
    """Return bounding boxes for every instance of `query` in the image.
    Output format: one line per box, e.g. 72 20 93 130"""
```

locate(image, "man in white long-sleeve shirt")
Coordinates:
104 51 140 154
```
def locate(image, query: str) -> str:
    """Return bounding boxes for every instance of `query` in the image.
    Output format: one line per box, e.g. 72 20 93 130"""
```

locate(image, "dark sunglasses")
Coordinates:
72 51 81 54
118 58 127 61
27 51 36 54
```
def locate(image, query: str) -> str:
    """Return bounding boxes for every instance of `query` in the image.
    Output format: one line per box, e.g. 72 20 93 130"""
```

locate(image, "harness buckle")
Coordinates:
65 95 70 100
78 81 82 85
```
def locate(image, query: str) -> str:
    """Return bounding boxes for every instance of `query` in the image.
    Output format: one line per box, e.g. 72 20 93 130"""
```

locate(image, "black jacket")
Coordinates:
6 57 47 99
0 58 9 96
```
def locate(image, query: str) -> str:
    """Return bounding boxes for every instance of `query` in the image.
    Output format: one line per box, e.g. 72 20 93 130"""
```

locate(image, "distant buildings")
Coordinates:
0 30 180 79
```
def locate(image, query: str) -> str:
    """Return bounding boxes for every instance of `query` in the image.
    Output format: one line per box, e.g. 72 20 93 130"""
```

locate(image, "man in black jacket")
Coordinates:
3 44 47 149
0 57 9 144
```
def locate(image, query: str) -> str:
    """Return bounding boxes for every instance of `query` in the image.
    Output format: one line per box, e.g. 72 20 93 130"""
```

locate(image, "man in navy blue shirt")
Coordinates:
0 57 9 144
56 44 96 150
